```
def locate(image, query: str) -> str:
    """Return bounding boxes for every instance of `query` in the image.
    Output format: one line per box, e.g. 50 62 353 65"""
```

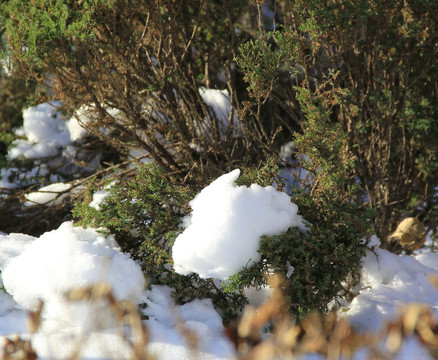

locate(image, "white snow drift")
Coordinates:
172 169 302 280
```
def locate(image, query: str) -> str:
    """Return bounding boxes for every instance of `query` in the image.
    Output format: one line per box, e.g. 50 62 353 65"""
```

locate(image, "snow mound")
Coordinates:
7 102 91 161
342 236 438 333
24 182 73 206
172 169 301 279
142 285 235 360
2 221 145 311
0 222 146 358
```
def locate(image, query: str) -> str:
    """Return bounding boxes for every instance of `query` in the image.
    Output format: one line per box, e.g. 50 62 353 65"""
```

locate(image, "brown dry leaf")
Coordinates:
429 274 438 291
238 305 257 339
301 314 323 338
416 312 438 346
65 283 113 302
385 322 403 353
281 325 301 348
244 341 277 360
402 304 429 335
27 299 43 334
2 336 37 360
175 322 199 358
390 217 427 250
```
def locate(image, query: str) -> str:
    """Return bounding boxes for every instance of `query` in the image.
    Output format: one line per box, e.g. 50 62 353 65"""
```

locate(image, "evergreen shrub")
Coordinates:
74 159 373 317
73 163 248 321
236 0 438 247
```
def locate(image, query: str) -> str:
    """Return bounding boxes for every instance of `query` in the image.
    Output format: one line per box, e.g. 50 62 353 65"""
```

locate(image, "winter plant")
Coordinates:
236 0 438 247
73 163 248 321
0 0 436 327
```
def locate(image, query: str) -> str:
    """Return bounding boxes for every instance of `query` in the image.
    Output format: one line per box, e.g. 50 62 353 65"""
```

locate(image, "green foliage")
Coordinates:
2 0 115 67
237 0 438 247
237 37 281 100
74 164 192 268
223 120 373 316
265 189 373 315
234 158 281 188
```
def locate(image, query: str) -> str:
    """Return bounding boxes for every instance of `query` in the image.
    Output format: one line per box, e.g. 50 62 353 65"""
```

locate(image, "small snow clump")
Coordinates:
24 182 73 206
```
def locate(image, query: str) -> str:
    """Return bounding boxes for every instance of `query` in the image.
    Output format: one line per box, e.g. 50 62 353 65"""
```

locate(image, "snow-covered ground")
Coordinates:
1 101 438 359
1 219 438 359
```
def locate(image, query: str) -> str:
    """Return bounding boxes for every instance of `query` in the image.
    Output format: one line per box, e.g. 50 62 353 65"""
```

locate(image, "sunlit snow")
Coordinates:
24 182 73 206
172 169 302 279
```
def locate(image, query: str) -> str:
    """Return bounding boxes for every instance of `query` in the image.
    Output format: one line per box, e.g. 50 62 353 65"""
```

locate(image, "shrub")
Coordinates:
1 0 281 185
237 0 438 247
73 163 248 321
73 157 372 317
224 115 374 316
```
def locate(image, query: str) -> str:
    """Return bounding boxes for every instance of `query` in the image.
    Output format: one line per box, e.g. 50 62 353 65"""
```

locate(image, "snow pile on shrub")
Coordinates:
24 182 74 206
0 102 99 190
172 169 302 280
199 88 240 138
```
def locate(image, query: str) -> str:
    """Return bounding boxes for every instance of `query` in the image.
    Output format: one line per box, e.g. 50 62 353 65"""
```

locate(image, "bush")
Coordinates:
237 0 438 247
1 0 281 184
73 158 372 317
225 117 374 316
73 163 248 321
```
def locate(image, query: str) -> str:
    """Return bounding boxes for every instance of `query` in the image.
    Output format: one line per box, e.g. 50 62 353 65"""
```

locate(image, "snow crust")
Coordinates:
172 169 302 279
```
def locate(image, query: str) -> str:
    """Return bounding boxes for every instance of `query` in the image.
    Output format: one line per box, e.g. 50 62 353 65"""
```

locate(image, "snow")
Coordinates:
89 189 111 210
8 102 71 160
172 169 302 280
0 168 18 189
341 236 438 334
0 222 235 359
0 101 100 192
2 221 145 309
24 182 73 206
141 286 235 360
199 88 240 138
0 222 146 359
